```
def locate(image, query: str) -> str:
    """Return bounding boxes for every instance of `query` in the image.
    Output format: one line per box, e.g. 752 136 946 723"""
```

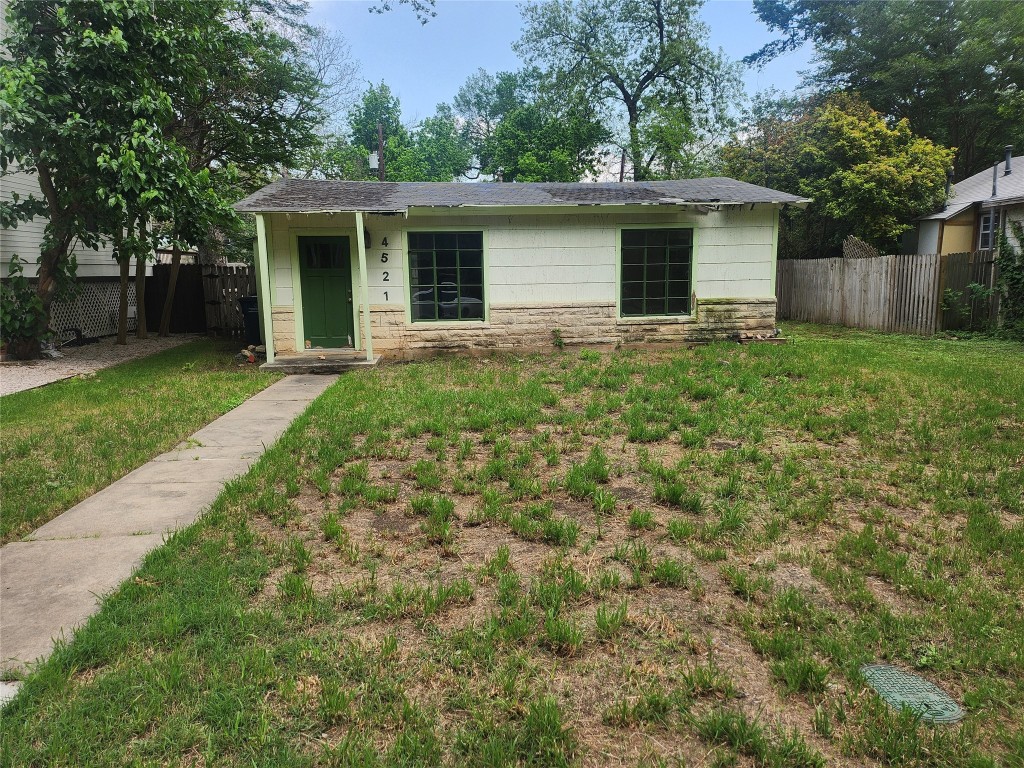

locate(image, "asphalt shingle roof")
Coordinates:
919 155 1024 220
234 178 807 213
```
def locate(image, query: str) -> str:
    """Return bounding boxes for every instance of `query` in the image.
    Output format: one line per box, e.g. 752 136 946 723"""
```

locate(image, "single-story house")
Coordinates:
233 179 808 363
911 150 1022 255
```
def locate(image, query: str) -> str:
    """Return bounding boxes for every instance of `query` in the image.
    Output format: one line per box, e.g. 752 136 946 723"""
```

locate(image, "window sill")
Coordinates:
616 314 694 325
406 320 491 330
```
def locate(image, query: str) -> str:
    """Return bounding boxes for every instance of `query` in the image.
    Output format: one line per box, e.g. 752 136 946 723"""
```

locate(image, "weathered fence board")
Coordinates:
776 251 999 335
202 264 256 337
937 252 999 331
145 264 207 334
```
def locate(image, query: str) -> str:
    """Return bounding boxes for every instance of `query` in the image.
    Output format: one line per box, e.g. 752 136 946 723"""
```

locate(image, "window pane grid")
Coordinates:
620 229 692 317
409 232 484 322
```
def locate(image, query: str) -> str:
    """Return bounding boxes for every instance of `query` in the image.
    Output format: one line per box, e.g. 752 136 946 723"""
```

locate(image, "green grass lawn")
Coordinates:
2 325 1022 767
0 339 281 543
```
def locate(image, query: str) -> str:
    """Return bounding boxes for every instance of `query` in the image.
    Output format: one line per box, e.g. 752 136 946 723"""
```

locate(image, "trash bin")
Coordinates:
238 296 261 346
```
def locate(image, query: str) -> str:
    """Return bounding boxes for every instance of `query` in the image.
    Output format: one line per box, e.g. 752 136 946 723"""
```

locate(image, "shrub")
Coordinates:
0 256 45 359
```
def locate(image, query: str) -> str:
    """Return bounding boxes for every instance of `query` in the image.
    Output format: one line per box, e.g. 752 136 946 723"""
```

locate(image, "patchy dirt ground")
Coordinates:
3 329 1022 767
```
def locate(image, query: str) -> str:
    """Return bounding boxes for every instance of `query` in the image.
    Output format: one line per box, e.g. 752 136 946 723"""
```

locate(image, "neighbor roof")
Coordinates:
919 155 1024 221
234 178 808 214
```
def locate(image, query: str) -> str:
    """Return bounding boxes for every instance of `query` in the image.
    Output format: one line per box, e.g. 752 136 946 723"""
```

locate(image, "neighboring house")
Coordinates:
234 179 808 363
1 163 148 338
912 150 1023 255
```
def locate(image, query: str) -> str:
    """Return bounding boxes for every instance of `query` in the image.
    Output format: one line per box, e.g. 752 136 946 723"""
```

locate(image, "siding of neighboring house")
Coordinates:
940 209 976 254
263 206 778 357
1 166 121 279
917 220 941 255
1003 204 1024 249
916 153 1023 256
1 164 146 337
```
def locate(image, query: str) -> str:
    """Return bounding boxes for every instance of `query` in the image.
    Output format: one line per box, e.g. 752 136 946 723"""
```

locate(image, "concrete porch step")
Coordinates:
260 352 382 374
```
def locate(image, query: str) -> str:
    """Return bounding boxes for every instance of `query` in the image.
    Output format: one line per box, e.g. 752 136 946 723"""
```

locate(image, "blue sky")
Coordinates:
307 0 816 123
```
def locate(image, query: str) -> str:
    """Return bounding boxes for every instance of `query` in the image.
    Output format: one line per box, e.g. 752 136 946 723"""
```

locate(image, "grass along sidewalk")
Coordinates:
1 325 1021 766
0 339 281 543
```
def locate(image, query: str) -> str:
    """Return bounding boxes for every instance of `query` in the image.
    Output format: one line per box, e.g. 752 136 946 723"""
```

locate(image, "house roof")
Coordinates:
234 178 808 214
919 155 1024 221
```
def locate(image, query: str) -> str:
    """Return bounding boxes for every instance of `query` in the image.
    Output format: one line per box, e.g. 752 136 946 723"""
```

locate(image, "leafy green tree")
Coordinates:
453 69 536 178
723 94 954 258
487 104 609 182
348 81 410 173
153 0 331 335
748 0 1024 178
515 0 740 180
391 105 473 182
1 0 208 352
1 0 330 353
452 67 608 182
305 83 470 182
369 0 436 24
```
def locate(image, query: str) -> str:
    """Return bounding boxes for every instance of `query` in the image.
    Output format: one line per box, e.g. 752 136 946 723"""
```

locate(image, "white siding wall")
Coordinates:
1003 204 1024 250
917 220 941 255
1 166 121 279
266 206 777 313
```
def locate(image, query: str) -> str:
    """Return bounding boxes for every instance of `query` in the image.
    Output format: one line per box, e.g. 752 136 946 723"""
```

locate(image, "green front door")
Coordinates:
298 236 354 349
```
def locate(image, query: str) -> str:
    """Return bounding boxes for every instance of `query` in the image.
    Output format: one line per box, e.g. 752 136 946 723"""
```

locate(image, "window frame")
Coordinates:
978 210 1000 251
617 225 696 319
974 211 991 250
405 229 488 324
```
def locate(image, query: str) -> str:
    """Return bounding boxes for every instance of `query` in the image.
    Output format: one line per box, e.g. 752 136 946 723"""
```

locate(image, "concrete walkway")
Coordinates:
0 374 338 678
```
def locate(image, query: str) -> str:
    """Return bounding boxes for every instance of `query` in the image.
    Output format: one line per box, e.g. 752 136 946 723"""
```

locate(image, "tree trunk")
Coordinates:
9 337 41 360
627 105 644 182
135 220 148 339
32 164 74 357
159 244 181 337
117 253 130 345
34 243 63 345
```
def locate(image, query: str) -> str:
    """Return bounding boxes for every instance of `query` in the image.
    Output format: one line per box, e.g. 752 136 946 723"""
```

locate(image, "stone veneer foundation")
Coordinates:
363 298 777 360
269 299 775 357
271 307 297 353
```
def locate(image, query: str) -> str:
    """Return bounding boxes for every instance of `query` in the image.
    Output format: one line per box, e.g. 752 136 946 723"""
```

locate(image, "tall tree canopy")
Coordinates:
515 0 740 180
748 0 1024 178
302 82 471 182
723 94 953 259
1 0 332 353
452 68 608 182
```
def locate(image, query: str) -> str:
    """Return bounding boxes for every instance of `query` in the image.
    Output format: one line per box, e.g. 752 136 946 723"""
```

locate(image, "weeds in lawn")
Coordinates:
5 327 1023 766
628 509 656 530
595 599 628 640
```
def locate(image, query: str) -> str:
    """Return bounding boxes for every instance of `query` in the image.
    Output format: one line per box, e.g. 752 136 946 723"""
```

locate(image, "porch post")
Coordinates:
354 211 374 362
771 206 780 297
254 213 275 363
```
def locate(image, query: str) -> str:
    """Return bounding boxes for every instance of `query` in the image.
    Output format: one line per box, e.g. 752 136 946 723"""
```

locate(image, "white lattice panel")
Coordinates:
49 281 136 338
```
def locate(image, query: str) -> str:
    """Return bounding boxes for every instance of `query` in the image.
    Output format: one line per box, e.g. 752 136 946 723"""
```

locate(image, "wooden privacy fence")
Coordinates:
202 264 256 337
145 264 207 334
776 252 1000 335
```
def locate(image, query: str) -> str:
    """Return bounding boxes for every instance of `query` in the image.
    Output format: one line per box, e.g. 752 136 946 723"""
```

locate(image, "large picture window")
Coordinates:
620 228 693 316
408 232 484 321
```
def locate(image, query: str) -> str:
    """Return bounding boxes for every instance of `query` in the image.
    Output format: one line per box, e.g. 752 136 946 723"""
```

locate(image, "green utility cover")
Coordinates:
860 664 964 724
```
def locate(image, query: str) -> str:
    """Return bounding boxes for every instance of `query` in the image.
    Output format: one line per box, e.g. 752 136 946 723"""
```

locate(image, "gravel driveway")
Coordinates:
0 335 200 397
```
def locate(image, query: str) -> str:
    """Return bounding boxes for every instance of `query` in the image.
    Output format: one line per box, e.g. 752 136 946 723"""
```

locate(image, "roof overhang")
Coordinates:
917 201 974 222
981 195 1024 209
236 199 811 215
